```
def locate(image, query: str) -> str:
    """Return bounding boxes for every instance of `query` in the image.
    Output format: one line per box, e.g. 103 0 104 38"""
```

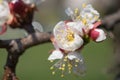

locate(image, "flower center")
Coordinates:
66 29 74 42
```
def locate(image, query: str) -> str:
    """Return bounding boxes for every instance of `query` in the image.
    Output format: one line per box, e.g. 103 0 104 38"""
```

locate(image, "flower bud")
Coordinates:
90 29 106 42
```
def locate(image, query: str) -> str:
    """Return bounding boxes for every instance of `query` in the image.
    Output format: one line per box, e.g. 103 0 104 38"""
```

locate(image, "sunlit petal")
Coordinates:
48 50 63 60
95 29 106 42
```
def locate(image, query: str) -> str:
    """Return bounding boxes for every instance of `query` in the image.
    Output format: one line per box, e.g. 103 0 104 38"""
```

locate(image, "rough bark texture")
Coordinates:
0 32 52 80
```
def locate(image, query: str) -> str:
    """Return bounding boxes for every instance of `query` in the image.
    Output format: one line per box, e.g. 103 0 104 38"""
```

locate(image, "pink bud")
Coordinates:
89 29 99 41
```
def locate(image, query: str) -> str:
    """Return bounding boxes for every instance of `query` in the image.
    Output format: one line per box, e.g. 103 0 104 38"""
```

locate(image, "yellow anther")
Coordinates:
65 56 68 59
68 67 72 70
50 60 54 62
52 71 55 75
68 64 72 67
75 64 78 67
61 68 65 71
75 59 79 62
66 30 74 42
59 67 62 70
62 64 65 67
77 15 81 20
64 58 67 61
50 66 54 70
61 74 64 77
74 8 79 14
82 19 87 25
82 3 86 8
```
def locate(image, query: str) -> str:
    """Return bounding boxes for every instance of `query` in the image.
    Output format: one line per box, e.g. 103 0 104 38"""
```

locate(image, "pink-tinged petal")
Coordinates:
0 1 10 25
95 29 106 42
48 50 63 60
0 24 7 35
89 29 99 41
93 21 102 28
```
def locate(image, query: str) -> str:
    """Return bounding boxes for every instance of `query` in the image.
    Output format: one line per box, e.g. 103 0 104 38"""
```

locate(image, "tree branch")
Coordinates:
101 10 120 31
0 32 52 80
0 9 120 80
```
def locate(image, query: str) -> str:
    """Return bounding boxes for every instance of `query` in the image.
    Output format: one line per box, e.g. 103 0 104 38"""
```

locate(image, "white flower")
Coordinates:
53 21 84 51
80 4 100 24
0 1 10 25
48 50 86 76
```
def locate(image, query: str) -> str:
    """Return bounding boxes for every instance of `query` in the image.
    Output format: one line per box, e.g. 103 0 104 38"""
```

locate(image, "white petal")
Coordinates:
65 7 74 16
68 52 86 76
66 21 84 35
32 21 44 32
67 51 83 60
48 50 63 60
0 1 10 25
67 52 86 76
95 29 106 42
53 21 65 37
62 34 84 51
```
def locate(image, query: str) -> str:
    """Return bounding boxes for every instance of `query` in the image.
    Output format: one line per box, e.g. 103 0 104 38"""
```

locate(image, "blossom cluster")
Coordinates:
0 0 43 35
48 4 106 77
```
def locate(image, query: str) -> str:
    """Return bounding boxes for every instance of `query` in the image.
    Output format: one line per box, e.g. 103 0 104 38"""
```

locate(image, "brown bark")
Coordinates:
0 32 52 80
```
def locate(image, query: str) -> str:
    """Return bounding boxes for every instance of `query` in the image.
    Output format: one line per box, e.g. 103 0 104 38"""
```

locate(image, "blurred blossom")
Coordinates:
22 0 45 5
0 1 10 35
0 1 10 26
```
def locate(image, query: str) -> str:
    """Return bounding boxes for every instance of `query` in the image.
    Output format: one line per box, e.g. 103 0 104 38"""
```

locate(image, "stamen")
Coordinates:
82 19 87 25
82 3 87 8
76 15 81 20
61 74 64 77
50 60 54 62
75 64 78 67
52 71 55 75
50 66 54 70
74 8 79 15
75 59 79 63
